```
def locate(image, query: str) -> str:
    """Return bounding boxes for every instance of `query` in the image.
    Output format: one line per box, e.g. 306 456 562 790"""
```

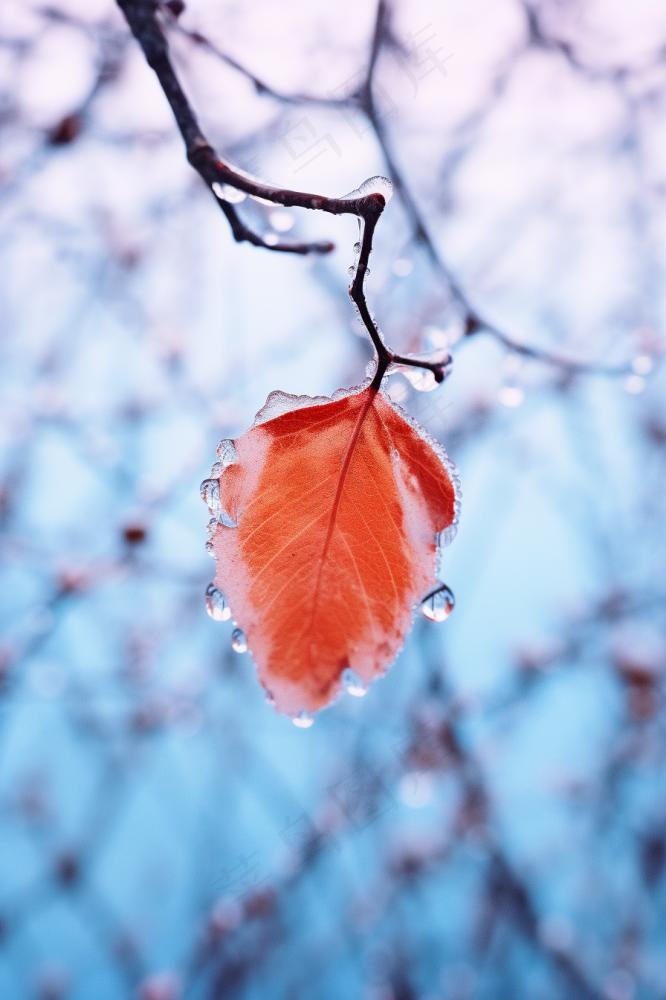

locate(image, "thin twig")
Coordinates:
115 0 451 384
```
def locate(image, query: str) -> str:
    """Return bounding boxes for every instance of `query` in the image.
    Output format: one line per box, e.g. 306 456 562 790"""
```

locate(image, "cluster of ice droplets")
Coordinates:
420 583 455 623
200 438 239 532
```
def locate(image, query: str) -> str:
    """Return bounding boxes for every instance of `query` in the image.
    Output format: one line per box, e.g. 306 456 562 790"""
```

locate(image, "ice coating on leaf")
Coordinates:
254 390 333 426
207 383 459 716
253 382 369 427
216 438 238 466
380 389 462 549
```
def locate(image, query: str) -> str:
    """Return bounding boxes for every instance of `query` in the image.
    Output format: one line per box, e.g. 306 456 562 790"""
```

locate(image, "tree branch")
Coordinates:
115 0 451 385
171 0 652 380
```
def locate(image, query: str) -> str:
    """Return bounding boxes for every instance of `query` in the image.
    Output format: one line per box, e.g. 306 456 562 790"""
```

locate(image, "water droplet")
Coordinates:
212 182 247 204
425 321 464 348
624 374 645 395
200 477 237 528
421 584 455 623
231 628 247 653
205 583 231 622
264 689 276 707
215 439 238 466
632 353 653 375
347 264 356 276
392 257 413 277
498 384 525 408
353 241 361 253
264 232 279 246
291 710 315 729
342 668 368 698
269 210 294 232
200 477 220 509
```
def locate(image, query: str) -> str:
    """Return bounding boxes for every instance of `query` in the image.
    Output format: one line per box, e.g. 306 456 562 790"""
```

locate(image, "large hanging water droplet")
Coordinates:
205 583 231 622
420 584 455 623
230 628 247 654
212 182 247 204
291 710 314 729
342 668 368 698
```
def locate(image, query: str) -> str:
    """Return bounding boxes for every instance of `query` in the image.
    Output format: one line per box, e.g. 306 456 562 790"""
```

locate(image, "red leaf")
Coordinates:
203 382 460 717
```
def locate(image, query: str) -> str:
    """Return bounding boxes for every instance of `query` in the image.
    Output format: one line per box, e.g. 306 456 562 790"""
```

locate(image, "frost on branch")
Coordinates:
202 381 460 718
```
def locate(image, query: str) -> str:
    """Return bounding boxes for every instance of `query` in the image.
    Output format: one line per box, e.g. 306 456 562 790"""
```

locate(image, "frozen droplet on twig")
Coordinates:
341 175 393 204
402 368 438 393
212 182 247 204
420 583 455 623
391 349 452 393
205 583 231 622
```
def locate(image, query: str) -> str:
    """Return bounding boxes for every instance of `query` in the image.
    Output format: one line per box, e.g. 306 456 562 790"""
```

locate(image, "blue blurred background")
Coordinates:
1 1 665 997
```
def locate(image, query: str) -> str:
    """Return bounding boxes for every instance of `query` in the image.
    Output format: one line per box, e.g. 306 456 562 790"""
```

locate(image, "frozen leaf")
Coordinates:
204 382 460 716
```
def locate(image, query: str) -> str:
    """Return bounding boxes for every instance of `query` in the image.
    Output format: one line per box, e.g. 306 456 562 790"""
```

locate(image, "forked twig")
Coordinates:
115 0 450 385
